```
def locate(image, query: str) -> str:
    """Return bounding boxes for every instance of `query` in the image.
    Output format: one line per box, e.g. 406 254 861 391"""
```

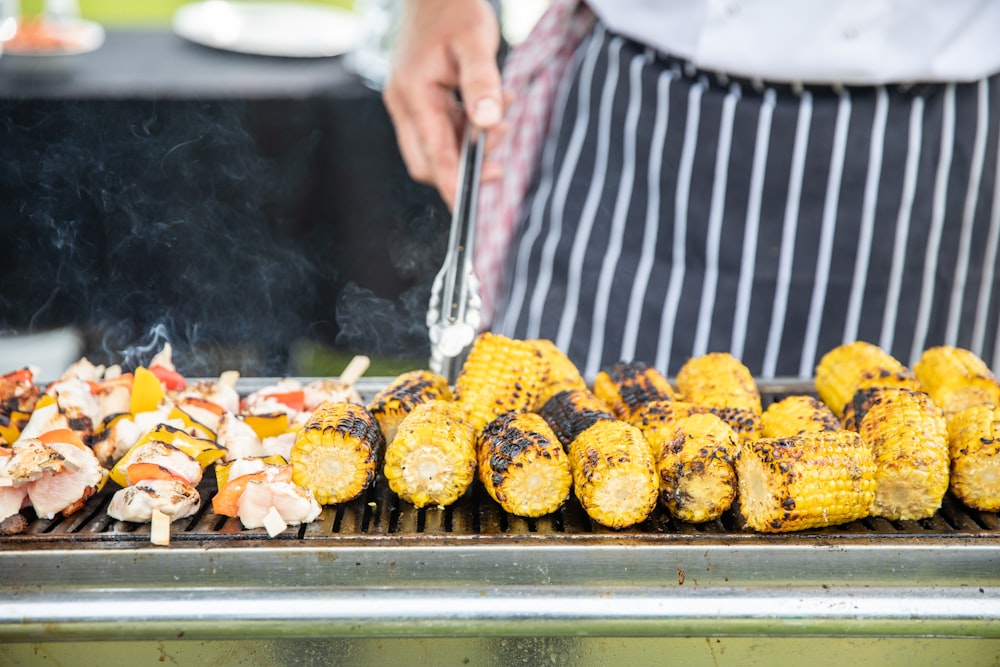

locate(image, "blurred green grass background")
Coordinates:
19 0 354 25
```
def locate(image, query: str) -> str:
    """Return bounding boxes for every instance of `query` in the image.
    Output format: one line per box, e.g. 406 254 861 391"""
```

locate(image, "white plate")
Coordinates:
172 1 361 58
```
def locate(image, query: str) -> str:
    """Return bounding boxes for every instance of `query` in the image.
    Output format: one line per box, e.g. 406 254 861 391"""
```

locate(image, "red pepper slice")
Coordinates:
260 390 305 413
149 364 187 391
2 368 33 385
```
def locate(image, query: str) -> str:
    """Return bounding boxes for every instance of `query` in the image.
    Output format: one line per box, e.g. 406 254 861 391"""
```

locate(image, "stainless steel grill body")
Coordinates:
2 379 998 654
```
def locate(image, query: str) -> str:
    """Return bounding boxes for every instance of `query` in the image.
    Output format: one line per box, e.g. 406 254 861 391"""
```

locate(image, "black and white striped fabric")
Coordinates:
492 23 1000 380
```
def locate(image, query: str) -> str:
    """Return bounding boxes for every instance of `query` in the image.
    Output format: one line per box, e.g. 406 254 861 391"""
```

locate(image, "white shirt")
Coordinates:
585 0 1000 84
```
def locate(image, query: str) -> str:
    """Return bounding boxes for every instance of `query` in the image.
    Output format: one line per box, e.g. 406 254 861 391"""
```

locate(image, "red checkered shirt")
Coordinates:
474 0 595 327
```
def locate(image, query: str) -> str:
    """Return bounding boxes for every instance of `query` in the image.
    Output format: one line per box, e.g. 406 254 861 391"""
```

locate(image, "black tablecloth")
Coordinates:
0 30 447 375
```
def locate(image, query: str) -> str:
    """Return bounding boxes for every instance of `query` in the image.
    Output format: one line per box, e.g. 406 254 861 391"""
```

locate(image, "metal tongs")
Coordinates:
427 125 485 384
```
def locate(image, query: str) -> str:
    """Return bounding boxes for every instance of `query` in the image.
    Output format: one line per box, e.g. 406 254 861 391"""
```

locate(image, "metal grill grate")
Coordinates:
3 378 998 549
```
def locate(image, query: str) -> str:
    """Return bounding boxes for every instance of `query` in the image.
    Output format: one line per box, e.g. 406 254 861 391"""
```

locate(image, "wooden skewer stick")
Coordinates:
151 509 171 546
338 355 371 388
262 506 287 538
219 370 241 388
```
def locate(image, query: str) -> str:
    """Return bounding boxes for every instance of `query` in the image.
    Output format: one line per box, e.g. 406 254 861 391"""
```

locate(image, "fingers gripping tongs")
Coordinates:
427 126 485 384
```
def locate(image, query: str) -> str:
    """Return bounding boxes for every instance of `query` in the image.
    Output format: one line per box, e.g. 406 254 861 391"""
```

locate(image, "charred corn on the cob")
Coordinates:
675 353 763 443
761 395 841 438
736 431 876 532
455 332 549 432
366 369 453 445
290 402 384 505
537 389 616 449
655 413 739 523
593 361 677 422
538 389 658 528
384 399 477 508
530 338 588 406
815 341 921 417
568 419 659 529
846 387 950 521
913 346 1000 417
477 412 572 517
946 405 1000 511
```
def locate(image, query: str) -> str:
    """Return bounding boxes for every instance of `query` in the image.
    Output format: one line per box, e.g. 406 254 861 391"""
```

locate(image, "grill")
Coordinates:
2 379 999 647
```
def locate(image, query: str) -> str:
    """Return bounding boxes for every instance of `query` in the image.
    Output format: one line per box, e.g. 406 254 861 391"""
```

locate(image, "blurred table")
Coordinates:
0 29 446 376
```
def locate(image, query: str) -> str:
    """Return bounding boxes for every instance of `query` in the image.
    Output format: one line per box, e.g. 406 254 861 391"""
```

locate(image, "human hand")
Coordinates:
383 0 509 208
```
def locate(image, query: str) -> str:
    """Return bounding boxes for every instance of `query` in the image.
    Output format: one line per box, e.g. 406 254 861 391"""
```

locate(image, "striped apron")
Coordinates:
491 23 1000 380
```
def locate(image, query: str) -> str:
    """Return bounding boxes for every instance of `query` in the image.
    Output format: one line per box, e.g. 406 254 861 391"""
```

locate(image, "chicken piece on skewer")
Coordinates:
302 356 371 411
217 412 267 461
242 379 306 420
237 480 321 535
19 377 102 441
91 407 180 469
0 447 31 534
107 478 201 523
5 430 109 520
114 439 203 488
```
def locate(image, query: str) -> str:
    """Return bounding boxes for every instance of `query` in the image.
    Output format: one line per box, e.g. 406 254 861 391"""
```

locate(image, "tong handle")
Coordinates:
427 125 485 383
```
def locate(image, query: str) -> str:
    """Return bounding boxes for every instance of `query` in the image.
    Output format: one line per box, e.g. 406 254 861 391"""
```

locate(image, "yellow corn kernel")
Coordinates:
593 361 677 422
477 412 572 517
568 420 659 529
815 341 921 417
384 399 477 508
654 413 739 523
761 395 841 438
455 332 549 432
366 369 453 445
675 352 763 443
946 404 1000 511
529 338 588 407
914 346 1000 417
736 431 876 532
290 401 384 505
848 387 950 521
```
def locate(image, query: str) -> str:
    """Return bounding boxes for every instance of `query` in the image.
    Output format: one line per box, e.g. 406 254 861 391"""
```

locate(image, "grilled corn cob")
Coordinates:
290 401 384 505
477 412 572 517
538 389 658 527
593 361 677 422
945 404 1000 511
675 353 763 443
761 395 841 438
815 341 921 417
384 399 477 508
736 431 876 532
366 370 453 445
537 389 616 449
568 419 659 529
455 332 549 432
655 413 739 523
529 338 588 406
913 346 1000 417
845 387 949 520
627 400 711 445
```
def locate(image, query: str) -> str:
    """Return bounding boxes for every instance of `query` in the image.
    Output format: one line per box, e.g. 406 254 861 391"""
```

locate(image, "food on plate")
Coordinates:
366 369 453 446
384 399 477 508
736 430 876 532
761 395 841 439
539 389 658 529
290 401 384 505
651 413 739 524
814 341 922 417
477 411 571 517
592 361 677 422
676 352 763 444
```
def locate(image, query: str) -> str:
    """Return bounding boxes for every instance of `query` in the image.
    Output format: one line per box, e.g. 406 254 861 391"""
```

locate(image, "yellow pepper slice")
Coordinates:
130 366 165 415
242 412 290 440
